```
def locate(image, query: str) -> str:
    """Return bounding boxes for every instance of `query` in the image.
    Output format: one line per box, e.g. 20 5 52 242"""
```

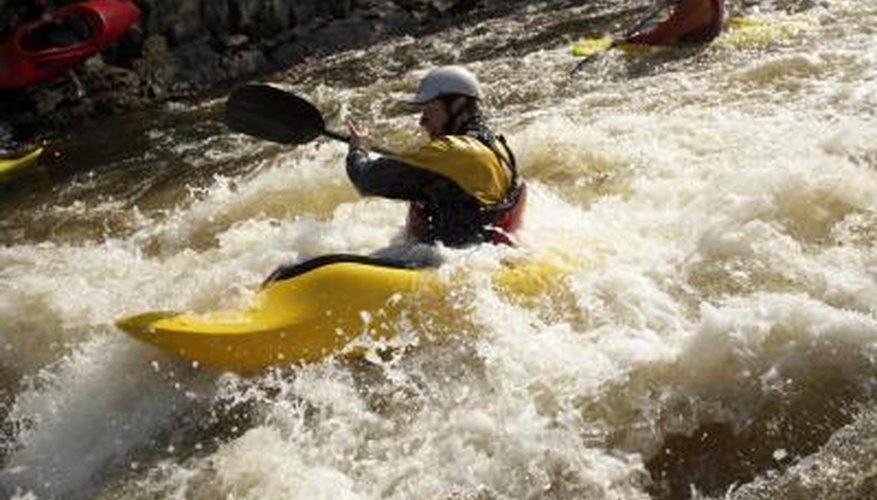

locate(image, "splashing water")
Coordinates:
1 1 875 499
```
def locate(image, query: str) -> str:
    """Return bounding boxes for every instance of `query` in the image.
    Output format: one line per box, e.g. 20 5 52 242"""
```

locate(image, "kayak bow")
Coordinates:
0 147 44 177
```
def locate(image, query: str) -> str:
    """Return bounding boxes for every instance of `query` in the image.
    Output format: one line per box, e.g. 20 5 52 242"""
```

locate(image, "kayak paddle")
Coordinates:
224 84 393 155
570 1 670 74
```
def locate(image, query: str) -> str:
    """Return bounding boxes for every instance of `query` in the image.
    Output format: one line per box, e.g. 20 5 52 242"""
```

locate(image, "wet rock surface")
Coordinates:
0 0 529 145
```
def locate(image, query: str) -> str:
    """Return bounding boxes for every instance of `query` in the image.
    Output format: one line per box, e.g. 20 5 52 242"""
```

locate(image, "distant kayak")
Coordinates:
0 0 140 90
572 13 817 57
0 146 44 177
116 254 568 374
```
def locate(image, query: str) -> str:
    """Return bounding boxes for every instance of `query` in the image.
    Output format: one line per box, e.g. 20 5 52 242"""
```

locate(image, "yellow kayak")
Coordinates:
117 254 568 374
0 146 43 177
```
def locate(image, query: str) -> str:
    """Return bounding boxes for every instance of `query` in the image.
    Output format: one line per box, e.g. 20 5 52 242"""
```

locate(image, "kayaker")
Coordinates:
625 0 726 46
345 65 526 266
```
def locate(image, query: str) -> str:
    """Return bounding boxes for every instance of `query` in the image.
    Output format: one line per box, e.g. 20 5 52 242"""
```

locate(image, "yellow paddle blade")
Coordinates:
571 36 614 57
571 37 653 59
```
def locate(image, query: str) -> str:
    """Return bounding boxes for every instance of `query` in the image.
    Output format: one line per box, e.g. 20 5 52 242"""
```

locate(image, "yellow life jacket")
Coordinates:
394 132 525 246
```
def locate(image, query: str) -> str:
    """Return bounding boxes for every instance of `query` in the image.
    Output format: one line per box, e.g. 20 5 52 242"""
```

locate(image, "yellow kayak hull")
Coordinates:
118 260 435 374
0 147 43 177
117 256 571 374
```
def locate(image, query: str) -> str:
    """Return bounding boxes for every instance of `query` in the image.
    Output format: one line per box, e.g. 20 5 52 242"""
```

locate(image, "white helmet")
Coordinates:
405 65 483 105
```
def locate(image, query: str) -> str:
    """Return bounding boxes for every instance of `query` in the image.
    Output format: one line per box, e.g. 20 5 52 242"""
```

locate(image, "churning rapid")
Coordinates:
1 0 876 498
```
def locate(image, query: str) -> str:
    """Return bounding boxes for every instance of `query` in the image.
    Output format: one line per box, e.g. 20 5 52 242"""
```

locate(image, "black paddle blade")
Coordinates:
224 84 326 145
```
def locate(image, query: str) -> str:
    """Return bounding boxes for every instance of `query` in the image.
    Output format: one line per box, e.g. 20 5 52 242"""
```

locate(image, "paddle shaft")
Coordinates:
323 127 395 156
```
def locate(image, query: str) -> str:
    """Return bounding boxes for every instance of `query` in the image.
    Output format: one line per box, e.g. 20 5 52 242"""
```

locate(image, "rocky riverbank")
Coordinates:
0 0 531 145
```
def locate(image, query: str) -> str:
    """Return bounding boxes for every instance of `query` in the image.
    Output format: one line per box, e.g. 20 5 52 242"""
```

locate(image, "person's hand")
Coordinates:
347 120 372 152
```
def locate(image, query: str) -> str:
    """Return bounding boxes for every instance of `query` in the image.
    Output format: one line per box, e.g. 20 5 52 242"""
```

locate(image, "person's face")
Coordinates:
419 99 448 139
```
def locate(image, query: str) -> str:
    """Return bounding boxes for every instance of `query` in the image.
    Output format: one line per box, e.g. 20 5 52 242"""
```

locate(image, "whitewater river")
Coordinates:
1 0 875 498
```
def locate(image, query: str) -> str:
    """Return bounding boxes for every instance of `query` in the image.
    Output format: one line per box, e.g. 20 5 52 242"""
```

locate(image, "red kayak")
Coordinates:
0 0 140 90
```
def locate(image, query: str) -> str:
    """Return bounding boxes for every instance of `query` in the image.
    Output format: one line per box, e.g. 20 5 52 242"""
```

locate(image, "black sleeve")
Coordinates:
346 148 452 201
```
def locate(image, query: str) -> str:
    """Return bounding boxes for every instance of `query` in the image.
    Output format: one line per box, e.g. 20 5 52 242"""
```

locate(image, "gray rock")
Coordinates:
0 0 526 142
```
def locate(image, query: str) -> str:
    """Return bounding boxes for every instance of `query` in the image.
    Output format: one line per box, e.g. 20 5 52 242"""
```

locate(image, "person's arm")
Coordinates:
346 148 450 201
626 0 716 45
345 121 475 202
